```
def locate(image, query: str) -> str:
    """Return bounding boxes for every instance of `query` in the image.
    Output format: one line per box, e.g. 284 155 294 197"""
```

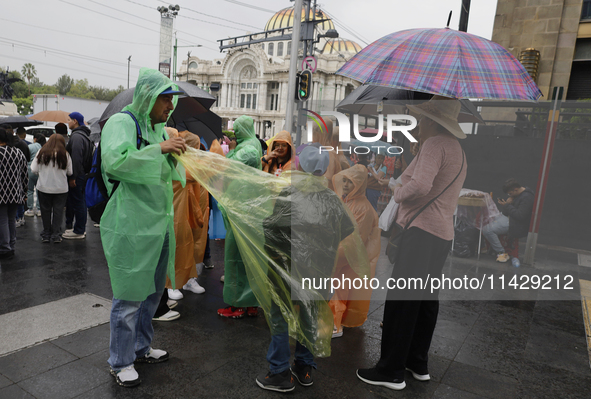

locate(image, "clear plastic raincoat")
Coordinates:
330 164 381 330
100 68 185 301
174 148 369 356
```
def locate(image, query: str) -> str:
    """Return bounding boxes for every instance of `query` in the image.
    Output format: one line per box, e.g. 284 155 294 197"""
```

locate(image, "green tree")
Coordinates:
21 63 37 95
67 78 95 99
13 97 33 116
56 74 73 95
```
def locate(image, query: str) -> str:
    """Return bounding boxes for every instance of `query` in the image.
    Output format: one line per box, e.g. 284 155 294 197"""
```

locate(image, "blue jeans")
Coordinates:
266 302 316 374
27 170 39 211
0 203 18 254
108 233 169 371
366 188 381 211
66 177 87 234
16 204 25 220
482 215 510 254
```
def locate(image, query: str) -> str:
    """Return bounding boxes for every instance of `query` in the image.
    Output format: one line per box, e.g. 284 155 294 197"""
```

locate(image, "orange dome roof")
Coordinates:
264 6 335 32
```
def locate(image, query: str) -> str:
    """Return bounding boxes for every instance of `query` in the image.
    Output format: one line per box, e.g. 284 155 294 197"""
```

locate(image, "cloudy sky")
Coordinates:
1 0 498 90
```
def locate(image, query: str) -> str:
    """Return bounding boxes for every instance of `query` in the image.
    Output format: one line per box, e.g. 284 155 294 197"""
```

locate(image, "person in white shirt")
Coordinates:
31 134 73 243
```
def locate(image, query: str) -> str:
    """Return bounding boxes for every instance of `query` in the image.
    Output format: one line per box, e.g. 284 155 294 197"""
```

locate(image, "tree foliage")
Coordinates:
56 74 73 95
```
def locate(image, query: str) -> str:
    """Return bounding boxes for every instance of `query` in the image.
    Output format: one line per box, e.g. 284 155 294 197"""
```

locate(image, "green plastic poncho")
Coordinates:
221 115 263 307
100 67 185 301
175 148 369 357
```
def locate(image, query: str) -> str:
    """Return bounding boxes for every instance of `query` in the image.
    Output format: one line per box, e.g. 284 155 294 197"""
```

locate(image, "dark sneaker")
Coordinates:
356 368 406 390
256 369 295 392
218 306 245 318
135 348 169 364
291 363 313 386
203 257 214 269
110 365 141 388
405 367 430 381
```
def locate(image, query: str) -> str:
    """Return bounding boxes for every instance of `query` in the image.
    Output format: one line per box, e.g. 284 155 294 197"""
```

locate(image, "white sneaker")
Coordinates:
24 209 35 217
183 278 205 294
35 209 42 217
168 288 183 300
110 365 140 387
332 325 343 339
62 231 86 239
135 348 169 364
167 299 178 309
152 310 180 322
15 218 25 227
220 274 225 283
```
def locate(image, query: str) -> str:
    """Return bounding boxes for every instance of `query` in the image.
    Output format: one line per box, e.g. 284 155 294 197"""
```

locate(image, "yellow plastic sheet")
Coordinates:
175 148 370 357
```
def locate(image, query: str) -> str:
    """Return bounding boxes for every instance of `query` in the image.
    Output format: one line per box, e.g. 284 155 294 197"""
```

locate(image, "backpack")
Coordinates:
86 111 144 224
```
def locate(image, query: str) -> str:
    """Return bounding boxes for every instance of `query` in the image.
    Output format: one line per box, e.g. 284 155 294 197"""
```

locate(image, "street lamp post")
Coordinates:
127 56 132 89
157 4 180 78
173 42 201 81
187 52 191 82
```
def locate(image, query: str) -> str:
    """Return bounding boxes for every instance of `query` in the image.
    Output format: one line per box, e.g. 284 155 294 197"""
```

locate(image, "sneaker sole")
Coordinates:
204 265 214 269
255 378 295 392
135 353 169 364
152 314 180 322
218 313 245 319
291 369 313 386
405 367 430 381
110 369 141 388
62 236 86 240
356 370 406 390
167 300 178 309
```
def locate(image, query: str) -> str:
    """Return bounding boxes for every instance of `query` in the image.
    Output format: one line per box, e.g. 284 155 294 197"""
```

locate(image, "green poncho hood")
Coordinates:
124 67 179 127
227 115 262 169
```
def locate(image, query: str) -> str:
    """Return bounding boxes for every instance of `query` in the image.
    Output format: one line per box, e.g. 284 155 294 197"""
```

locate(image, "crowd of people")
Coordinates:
0 67 532 393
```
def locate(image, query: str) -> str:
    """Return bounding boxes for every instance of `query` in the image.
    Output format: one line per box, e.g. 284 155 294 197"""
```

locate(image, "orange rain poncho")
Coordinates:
263 130 295 176
166 132 208 289
331 127 351 171
330 164 381 330
313 119 341 191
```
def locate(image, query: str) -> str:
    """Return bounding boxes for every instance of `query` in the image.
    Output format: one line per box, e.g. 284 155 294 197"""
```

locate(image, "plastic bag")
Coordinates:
453 219 480 258
174 148 369 357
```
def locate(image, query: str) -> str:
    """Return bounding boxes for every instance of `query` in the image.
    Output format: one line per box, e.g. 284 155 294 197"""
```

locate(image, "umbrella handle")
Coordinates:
447 11 452 28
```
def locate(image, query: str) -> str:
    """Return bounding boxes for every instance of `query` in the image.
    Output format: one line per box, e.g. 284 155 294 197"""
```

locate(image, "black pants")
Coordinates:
38 191 68 241
377 227 451 380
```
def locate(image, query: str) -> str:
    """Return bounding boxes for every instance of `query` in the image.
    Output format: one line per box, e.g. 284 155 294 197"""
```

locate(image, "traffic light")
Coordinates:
296 70 312 101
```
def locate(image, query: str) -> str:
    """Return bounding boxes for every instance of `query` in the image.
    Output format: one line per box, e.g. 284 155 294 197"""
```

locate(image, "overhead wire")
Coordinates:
223 0 276 13
0 17 157 47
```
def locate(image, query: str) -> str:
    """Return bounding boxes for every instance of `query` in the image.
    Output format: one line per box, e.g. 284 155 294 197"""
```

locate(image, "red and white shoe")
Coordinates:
217 306 245 319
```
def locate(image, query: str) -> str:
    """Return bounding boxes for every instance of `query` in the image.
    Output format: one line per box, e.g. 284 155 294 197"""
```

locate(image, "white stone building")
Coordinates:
177 5 363 139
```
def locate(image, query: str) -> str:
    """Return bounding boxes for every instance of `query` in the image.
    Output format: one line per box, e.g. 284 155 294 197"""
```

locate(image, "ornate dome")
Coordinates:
264 6 335 32
322 38 362 54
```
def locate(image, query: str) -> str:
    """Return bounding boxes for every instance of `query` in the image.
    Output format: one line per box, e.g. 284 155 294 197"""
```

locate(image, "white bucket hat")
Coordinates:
407 96 466 139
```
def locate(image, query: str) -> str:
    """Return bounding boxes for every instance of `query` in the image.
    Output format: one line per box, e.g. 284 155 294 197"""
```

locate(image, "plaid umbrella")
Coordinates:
336 28 543 101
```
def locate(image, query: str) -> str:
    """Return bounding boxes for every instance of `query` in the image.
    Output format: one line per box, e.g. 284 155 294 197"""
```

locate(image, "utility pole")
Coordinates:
458 0 471 32
285 0 303 138
187 52 191 82
157 4 180 78
127 55 132 89
173 42 201 81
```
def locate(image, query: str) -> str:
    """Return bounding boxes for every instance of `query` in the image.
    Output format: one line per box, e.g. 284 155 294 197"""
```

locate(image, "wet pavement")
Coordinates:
1 216 590 398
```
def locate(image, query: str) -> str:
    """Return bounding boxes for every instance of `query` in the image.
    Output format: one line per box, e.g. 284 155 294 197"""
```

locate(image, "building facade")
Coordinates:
177 6 363 139
492 0 591 100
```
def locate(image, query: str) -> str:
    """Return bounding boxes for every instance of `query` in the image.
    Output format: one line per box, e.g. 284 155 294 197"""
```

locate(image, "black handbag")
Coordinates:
385 149 465 264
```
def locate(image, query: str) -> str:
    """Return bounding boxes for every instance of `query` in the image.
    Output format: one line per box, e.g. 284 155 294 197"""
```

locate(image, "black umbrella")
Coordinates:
337 85 484 123
174 110 223 149
0 115 44 128
98 81 216 128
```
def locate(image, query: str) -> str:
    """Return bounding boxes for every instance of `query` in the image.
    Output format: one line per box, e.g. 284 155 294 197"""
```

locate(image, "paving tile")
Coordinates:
531 300 586 337
0 342 77 383
429 333 464 361
515 358 591 398
0 384 35 399
524 321 589 376
0 374 12 390
441 361 519 399
18 359 111 399
51 323 111 358
433 384 486 399
74 382 155 399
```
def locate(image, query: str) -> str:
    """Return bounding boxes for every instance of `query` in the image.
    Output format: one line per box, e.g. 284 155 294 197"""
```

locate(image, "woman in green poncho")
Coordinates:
218 115 263 319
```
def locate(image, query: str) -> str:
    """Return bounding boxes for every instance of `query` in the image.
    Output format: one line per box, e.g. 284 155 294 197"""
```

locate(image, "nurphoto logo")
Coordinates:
303 109 418 155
